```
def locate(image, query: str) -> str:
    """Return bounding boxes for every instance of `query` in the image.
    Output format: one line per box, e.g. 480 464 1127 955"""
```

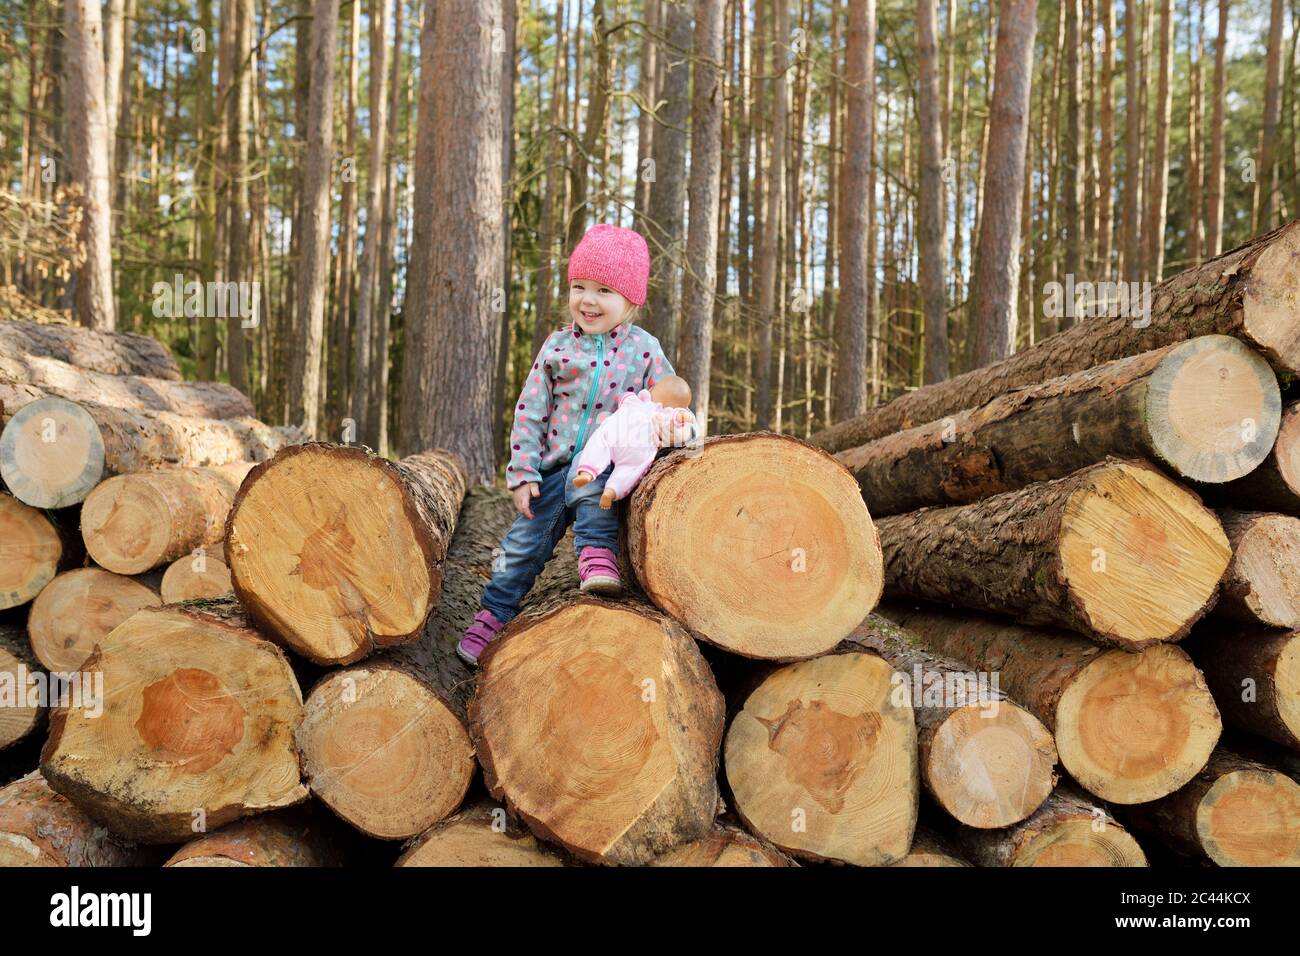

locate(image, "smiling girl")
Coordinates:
456 224 697 666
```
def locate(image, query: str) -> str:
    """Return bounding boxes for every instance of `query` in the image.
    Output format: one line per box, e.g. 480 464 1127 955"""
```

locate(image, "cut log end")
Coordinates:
1059 461 1230 646
28 568 161 672
81 476 177 574
0 645 41 750
1059 644 1222 804
1014 818 1148 866
39 604 307 843
1242 222 1300 371
724 650 918 866
470 597 724 866
1215 511 1300 628
1196 767 1300 867
0 493 64 610
395 802 569 867
1144 335 1280 483
649 823 795 866
0 398 104 509
227 444 465 665
296 665 474 840
628 434 884 660
161 553 233 603
926 702 1059 829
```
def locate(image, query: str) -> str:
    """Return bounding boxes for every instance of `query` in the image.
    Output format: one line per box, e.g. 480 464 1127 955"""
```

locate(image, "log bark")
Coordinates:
723 646 918 866
847 615 1058 828
165 806 344 866
0 771 149 866
1120 748 1300 866
0 319 180 379
649 820 795 867
226 444 468 665
811 221 1300 453
941 783 1148 866
878 603 1222 804
0 392 302 509
625 433 884 660
81 463 253 575
39 600 308 843
1182 623 1300 749
839 336 1281 516
395 799 574 867
27 567 161 672
0 492 82 610
0 351 253 418
1209 401 1300 515
876 459 1231 649
1211 511 1300 628
468 593 725 866
0 624 43 751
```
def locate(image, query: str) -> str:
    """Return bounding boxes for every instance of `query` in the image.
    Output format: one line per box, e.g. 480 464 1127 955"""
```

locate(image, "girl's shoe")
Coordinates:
457 609 505 667
579 546 623 596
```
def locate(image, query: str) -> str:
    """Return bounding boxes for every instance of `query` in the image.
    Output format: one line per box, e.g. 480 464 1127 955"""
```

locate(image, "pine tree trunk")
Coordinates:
1205 0 1228 256
917 0 948 382
1144 0 1172 281
969 0 1036 365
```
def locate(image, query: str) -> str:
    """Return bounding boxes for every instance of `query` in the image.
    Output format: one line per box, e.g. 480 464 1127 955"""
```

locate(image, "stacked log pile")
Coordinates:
5 224 1300 869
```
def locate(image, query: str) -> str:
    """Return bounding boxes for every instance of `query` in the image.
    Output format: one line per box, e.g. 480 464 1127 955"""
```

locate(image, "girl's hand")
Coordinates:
513 482 540 519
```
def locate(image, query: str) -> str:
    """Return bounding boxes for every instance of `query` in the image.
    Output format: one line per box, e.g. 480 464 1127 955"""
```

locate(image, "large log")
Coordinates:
0 350 254 418
625 432 884 660
0 318 181 380
27 567 161 672
0 392 302 509
649 821 796 867
165 807 345 866
847 615 1058 828
39 600 308 842
1120 748 1300 866
723 647 918 866
879 603 1222 804
1209 401 1300 515
810 221 1300 454
941 783 1149 866
226 444 467 665
877 459 1231 649
1182 623 1300 749
81 463 253 574
0 624 43 751
469 593 725 866
0 770 151 866
1211 510 1300 628
840 336 1281 516
0 491 81 610
395 800 574 867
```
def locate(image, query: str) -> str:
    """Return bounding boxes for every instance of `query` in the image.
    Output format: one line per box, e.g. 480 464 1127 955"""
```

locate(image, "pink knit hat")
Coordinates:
566 224 651 306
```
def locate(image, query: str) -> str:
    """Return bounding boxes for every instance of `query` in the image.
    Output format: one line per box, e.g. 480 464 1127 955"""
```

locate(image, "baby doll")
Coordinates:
572 375 696 509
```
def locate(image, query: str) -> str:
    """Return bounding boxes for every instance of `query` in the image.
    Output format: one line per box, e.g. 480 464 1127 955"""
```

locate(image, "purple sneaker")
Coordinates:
579 546 622 596
457 609 505 667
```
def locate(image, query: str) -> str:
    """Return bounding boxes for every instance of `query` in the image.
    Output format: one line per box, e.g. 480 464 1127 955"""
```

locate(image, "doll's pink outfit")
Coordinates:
574 389 677 501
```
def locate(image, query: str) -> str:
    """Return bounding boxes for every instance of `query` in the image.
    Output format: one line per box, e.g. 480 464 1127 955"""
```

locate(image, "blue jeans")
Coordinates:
480 455 620 624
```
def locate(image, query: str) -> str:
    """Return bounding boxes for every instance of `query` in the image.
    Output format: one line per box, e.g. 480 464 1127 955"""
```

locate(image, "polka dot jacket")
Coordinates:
508 321 674 490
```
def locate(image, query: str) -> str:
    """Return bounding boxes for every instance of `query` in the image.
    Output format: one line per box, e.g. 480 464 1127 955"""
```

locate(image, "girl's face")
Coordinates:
569 280 631 335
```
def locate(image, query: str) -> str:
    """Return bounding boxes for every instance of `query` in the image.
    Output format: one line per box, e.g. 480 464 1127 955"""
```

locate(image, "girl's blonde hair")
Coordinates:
621 303 640 326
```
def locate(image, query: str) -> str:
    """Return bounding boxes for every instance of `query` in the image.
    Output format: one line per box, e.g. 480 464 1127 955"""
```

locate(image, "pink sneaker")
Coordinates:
579 546 622 597
456 609 505 667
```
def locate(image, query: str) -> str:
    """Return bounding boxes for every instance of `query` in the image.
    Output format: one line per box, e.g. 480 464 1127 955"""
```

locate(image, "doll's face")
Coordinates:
569 281 632 335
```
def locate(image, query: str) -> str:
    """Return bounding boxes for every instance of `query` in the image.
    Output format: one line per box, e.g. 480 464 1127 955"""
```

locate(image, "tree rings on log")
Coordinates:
39 602 308 843
27 567 161 672
0 492 74 610
469 595 725 866
626 433 884 660
724 649 918 865
0 398 104 509
226 444 467 665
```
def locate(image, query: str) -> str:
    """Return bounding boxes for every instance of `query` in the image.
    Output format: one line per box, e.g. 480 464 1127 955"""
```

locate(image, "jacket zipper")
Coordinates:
572 333 604 455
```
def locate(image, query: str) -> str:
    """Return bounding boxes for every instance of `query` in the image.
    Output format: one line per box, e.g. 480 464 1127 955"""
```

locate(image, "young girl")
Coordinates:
456 224 697 666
